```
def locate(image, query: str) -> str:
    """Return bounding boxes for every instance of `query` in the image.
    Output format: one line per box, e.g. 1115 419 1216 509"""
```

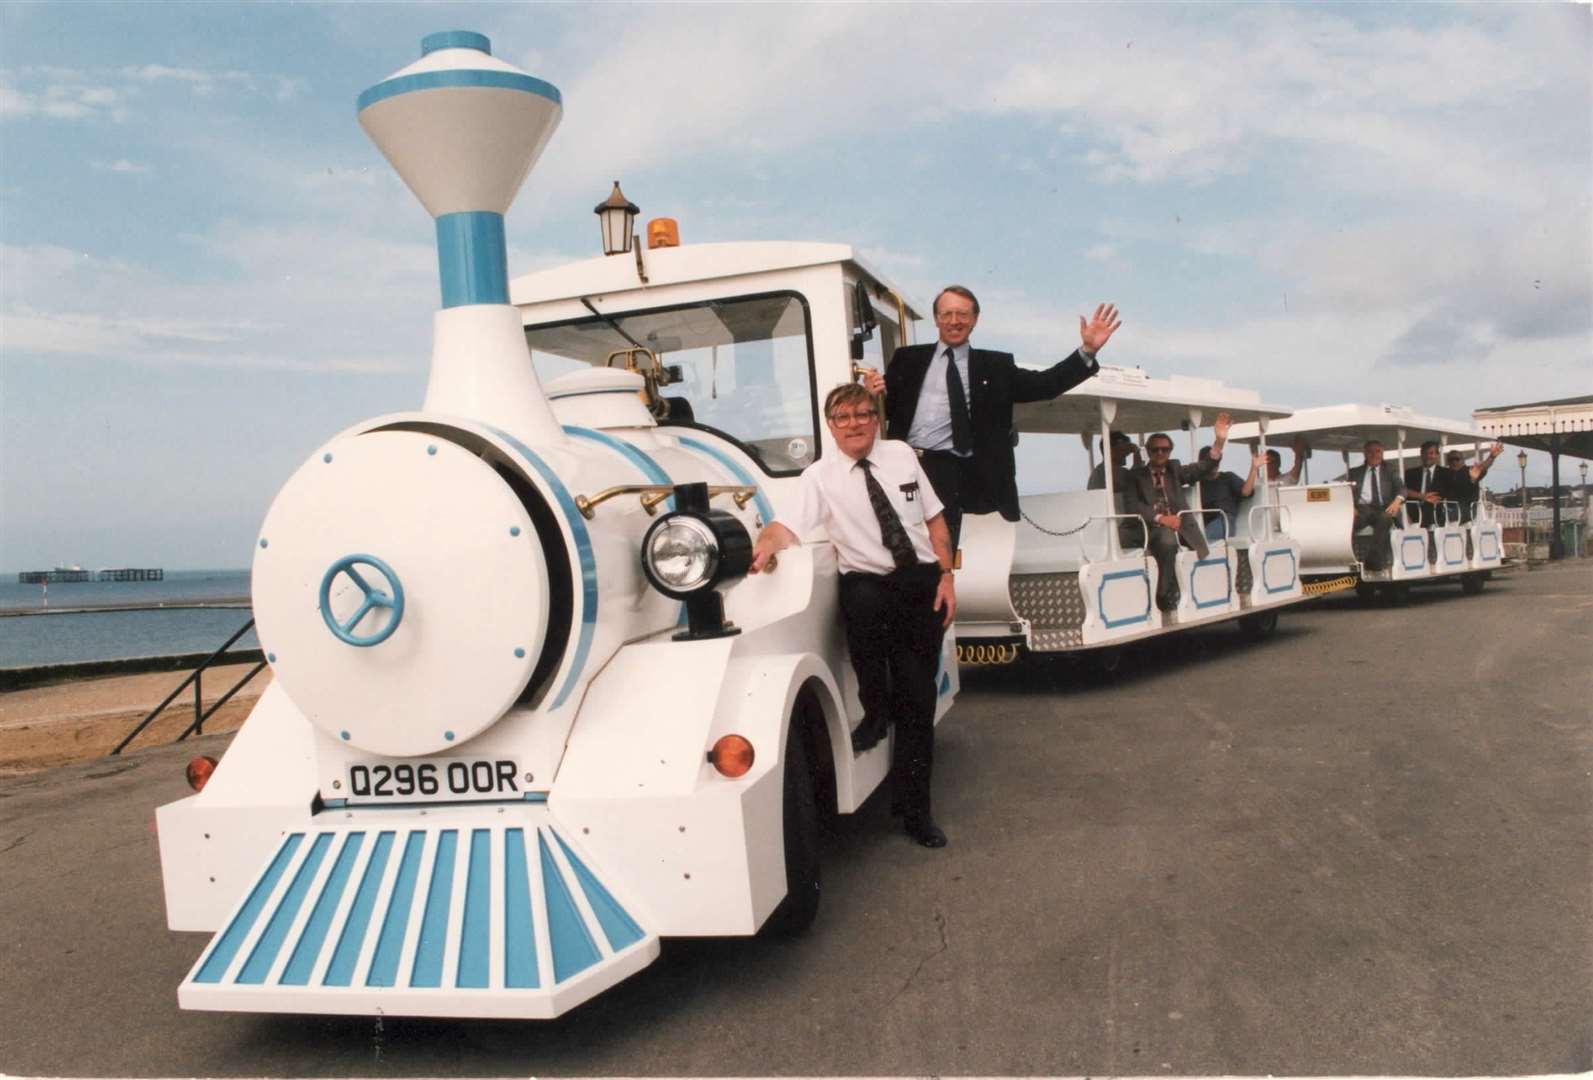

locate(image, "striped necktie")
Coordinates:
859 459 917 570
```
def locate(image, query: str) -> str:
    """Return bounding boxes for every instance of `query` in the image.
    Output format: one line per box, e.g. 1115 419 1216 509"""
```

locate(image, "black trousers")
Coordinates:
917 450 986 552
839 564 946 822
1353 505 1395 571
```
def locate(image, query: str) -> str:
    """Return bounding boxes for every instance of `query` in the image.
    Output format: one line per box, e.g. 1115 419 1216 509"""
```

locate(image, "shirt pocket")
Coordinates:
891 480 928 528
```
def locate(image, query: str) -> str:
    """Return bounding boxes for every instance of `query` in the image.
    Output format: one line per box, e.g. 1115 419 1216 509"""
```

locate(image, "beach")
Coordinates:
0 661 271 777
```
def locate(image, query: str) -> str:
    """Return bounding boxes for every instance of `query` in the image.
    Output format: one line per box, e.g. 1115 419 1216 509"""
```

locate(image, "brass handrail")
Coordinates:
574 484 759 519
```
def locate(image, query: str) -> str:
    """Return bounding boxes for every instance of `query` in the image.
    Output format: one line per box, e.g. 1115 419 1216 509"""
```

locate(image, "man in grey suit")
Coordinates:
1120 413 1232 611
1345 440 1405 572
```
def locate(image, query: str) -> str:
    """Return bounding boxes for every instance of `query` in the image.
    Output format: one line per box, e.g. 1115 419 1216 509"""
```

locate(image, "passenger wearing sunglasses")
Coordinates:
1119 413 1232 612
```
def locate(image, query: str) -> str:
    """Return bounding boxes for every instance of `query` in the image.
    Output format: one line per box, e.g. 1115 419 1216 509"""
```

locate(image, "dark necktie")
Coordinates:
1371 468 1382 506
859 459 917 570
1423 467 1432 493
944 349 972 453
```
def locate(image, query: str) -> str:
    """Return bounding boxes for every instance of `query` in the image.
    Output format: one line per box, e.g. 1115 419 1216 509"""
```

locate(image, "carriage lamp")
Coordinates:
186 755 219 792
640 482 753 640
708 734 755 778
594 181 639 256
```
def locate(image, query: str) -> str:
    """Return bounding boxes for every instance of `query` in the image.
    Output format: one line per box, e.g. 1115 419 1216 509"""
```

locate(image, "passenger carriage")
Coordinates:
1230 404 1504 599
155 31 956 1021
950 368 1308 662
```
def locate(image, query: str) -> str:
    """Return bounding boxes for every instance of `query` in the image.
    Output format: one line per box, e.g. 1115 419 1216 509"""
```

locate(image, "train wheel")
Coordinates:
763 710 821 937
1388 583 1412 606
1092 645 1129 683
1461 572 1486 595
1355 581 1377 603
1239 609 1279 640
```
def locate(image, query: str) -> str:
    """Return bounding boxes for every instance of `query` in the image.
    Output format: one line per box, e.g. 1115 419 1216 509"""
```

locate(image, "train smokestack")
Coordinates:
357 31 565 443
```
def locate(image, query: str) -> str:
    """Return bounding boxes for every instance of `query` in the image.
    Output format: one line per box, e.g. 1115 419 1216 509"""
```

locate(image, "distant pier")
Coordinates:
17 567 165 584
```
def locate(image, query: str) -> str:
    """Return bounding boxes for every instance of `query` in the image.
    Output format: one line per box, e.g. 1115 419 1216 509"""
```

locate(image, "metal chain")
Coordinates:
1019 509 1093 538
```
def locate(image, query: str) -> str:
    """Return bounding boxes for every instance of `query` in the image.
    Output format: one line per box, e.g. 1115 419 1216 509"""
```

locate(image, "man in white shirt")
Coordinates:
750 383 956 848
1345 441 1405 572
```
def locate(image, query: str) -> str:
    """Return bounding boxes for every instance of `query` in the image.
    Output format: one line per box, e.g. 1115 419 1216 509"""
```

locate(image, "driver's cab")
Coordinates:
508 240 919 498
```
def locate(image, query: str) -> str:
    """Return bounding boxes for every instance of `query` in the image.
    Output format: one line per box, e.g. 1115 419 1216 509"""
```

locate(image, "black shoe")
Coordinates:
904 816 947 848
850 722 887 755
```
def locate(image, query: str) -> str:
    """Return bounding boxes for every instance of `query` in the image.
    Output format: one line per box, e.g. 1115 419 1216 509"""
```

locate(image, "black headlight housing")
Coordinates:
640 482 753 640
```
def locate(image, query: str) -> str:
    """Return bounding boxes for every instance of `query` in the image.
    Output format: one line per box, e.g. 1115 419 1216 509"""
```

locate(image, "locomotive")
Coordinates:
157 30 956 1019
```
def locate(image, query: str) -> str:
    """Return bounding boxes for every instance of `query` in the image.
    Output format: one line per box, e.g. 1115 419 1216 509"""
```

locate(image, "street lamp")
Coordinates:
1517 449 1531 558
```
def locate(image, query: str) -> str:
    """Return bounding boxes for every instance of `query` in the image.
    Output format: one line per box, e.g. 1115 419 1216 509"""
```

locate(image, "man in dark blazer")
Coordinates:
1346 440 1405 572
1119 415 1232 611
862 286 1120 549
1405 440 1446 528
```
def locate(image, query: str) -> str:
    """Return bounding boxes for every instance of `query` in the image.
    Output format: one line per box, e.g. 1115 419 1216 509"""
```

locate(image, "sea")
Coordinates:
0 569 257 669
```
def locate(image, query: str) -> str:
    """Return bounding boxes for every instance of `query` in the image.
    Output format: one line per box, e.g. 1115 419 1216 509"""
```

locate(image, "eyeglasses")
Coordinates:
934 310 976 325
1147 444 1173 454
828 409 878 426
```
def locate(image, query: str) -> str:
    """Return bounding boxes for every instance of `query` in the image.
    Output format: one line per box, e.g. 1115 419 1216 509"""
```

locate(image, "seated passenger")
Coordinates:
1197 444 1262 543
1087 431 1142 492
1346 440 1404 572
1120 413 1231 611
1442 441 1504 523
1405 440 1446 527
1265 435 1308 485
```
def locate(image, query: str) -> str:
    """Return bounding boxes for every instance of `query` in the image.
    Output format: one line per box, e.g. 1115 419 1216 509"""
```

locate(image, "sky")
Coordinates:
1 1 1589 571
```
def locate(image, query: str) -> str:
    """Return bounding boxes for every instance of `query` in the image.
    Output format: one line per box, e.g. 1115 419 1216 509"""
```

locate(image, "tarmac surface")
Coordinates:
1 561 1589 1077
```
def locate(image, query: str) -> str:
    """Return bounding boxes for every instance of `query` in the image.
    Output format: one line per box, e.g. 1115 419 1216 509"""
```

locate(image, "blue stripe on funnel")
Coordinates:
358 69 562 113
421 30 491 56
436 212 508 308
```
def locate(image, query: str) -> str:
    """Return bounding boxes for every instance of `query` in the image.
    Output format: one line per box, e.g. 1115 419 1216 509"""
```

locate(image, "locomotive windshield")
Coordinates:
525 291 818 474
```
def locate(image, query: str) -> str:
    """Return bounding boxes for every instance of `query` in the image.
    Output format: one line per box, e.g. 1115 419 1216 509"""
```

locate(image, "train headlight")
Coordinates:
640 481 752 640
643 515 721 595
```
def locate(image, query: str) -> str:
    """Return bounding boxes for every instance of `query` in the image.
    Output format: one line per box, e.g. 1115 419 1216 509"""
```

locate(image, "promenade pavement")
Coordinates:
0 561 1588 1077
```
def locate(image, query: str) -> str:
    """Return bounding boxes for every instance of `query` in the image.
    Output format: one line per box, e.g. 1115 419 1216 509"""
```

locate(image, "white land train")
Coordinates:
1229 404 1505 599
952 368 1307 660
156 31 954 1022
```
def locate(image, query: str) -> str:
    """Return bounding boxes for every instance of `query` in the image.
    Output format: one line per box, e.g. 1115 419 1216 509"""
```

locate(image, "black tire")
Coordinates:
1460 572 1486 595
1388 583 1411 606
1238 609 1279 640
763 710 821 937
1092 645 1128 683
1355 581 1377 603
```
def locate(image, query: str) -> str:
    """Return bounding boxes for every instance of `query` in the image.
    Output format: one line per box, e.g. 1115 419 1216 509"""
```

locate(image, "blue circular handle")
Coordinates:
318 554 406 646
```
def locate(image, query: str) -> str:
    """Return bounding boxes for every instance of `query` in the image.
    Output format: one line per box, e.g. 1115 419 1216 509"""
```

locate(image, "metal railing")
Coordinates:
111 619 268 755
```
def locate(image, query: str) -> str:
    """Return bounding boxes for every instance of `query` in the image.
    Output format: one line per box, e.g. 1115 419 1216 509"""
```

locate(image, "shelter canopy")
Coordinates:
1014 367 1293 436
1229 403 1492 454
1472 394 1593 460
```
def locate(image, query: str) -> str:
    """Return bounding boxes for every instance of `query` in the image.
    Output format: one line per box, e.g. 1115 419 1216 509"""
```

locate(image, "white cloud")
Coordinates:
91 158 151 174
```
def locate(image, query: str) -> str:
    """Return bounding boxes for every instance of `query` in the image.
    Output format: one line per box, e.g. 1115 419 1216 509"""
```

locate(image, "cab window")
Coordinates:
525 292 818 475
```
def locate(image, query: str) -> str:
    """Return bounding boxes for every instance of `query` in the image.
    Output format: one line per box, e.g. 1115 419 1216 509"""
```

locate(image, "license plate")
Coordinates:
345 757 523 803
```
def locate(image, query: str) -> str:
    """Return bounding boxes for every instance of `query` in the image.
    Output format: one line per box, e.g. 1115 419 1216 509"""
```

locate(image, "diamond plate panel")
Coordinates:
1008 573 1086 630
1028 626 1085 651
1236 558 1253 594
